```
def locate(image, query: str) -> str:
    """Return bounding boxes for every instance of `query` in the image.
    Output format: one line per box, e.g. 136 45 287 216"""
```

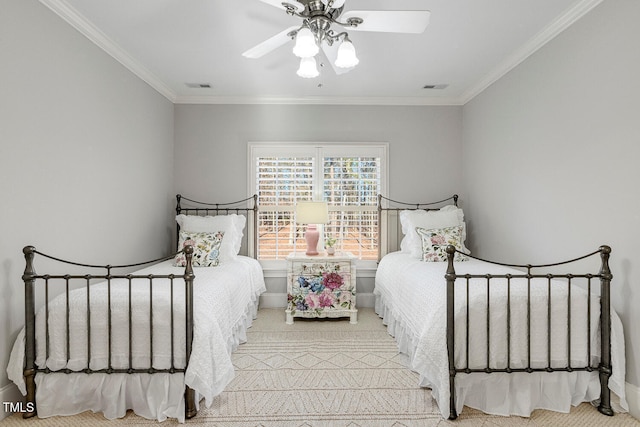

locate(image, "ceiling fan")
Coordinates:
242 0 431 78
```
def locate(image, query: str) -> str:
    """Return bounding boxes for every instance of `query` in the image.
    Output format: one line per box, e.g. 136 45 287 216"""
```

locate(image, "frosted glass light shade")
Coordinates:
335 40 359 68
293 27 319 58
296 56 320 78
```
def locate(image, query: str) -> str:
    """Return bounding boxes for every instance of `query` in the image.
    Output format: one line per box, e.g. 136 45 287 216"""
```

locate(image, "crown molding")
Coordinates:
39 0 601 107
173 95 464 106
460 0 604 104
38 0 177 102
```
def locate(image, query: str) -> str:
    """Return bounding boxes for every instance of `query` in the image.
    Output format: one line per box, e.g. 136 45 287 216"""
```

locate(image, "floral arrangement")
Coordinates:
288 267 352 314
325 235 337 247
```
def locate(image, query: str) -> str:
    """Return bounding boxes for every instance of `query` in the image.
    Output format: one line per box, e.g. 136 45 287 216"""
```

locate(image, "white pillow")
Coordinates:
176 214 246 262
399 205 470 259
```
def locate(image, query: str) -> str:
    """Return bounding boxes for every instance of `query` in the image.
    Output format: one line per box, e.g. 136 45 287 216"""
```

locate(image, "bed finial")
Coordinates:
453 194 459 207
184 244 194 274
176 194 182 215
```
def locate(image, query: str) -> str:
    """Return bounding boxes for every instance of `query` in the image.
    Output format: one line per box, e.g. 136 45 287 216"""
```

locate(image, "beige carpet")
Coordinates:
2 308 638 427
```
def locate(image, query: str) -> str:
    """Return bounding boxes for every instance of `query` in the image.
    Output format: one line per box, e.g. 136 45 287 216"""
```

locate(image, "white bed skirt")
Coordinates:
8 274 263 423
374 294 628 418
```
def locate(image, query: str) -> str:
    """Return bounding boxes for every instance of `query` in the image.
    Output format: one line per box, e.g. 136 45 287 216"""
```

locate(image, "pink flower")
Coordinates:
318 289 335 308
323 272 344 290
431 235 446 245
305 293 320 309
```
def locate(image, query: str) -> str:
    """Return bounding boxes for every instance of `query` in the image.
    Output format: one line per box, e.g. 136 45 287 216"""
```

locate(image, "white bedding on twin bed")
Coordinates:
374 251 628 418
7 256 266 422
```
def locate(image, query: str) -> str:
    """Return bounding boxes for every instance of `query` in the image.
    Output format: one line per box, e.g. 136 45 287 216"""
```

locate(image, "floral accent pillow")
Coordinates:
175 230 224 267
415 225 468 262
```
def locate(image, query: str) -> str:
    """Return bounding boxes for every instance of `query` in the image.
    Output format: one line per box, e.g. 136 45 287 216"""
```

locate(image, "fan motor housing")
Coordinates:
299 0 344 20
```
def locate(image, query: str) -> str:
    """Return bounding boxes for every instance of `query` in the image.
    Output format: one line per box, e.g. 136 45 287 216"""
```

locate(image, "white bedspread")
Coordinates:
7 256 266 422
374 252 628 418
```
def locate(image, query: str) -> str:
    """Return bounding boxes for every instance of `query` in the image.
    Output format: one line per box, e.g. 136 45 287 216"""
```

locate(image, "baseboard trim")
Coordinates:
627 381 640 420
1 383 23 420
259 292 375 309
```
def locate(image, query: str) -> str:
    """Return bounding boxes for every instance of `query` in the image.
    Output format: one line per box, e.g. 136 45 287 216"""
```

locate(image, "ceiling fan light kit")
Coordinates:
244 0 430 78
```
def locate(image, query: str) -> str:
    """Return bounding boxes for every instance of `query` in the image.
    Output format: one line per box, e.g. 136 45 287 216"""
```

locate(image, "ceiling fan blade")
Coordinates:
341 10 430 33
257 0 304 13
242 26 298 59
321 41 353 75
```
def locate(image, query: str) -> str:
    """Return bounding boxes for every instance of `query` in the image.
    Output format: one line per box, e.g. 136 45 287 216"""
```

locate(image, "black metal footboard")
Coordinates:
21 245 196 419
444 244 613 420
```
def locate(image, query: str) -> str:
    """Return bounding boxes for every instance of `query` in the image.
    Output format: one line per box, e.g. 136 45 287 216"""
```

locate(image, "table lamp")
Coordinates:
295 201 329 256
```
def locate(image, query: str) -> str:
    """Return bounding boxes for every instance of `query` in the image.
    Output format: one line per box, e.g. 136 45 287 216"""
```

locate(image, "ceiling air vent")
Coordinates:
423 84 448 89
186 83 212 89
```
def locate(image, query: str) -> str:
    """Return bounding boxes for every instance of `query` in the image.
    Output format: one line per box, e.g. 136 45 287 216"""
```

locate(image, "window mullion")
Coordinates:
314 147 323 202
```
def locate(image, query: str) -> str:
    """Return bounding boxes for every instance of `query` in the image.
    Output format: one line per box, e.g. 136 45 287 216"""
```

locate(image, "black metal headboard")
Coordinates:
175 194 258 258
376 194 459 260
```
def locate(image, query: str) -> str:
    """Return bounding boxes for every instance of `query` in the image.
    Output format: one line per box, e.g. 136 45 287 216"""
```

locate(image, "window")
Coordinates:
249 143 388 266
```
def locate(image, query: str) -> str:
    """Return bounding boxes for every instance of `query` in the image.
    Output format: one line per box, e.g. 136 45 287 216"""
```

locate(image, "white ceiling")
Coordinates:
40 0 602 105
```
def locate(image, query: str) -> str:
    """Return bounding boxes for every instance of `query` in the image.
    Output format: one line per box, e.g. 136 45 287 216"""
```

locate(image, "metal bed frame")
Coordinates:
377 194 614 420
21 246 196 419
21 194 258 420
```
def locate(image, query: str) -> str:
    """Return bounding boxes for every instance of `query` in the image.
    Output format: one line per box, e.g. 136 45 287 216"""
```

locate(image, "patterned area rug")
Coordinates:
2 308 638 427
182 308 440 426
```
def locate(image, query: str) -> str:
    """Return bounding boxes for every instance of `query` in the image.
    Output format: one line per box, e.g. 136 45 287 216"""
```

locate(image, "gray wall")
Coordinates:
462 0 640 391
174 104 463 299
174 104 463 202
0 0 175 404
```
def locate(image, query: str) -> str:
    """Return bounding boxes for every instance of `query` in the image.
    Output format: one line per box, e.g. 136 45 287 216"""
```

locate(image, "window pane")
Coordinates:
323 156 380 260
256 157 313 259
257 157 314 207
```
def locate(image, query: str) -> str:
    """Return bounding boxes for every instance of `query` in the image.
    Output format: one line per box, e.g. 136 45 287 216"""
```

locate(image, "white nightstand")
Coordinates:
285 252 357 324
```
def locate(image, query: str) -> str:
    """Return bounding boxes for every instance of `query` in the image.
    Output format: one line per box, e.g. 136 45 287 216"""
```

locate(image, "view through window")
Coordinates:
250 144 387 262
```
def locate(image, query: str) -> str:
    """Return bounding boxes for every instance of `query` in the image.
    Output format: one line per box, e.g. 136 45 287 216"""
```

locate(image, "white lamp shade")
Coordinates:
296 56 320 78
335 39 359 68
296 201 329 224
293 27 319 58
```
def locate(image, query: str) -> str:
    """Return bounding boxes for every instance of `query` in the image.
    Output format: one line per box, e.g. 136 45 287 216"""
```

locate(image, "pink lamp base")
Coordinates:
304 224 320 256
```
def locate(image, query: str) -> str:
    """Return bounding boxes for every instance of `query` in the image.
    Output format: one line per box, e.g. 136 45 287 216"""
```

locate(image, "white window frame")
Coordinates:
248 142 388 272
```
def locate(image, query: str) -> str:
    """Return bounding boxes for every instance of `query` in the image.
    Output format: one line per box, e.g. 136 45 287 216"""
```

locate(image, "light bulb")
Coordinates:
335 39 359 68
297 56 320 78
293 27 319 58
